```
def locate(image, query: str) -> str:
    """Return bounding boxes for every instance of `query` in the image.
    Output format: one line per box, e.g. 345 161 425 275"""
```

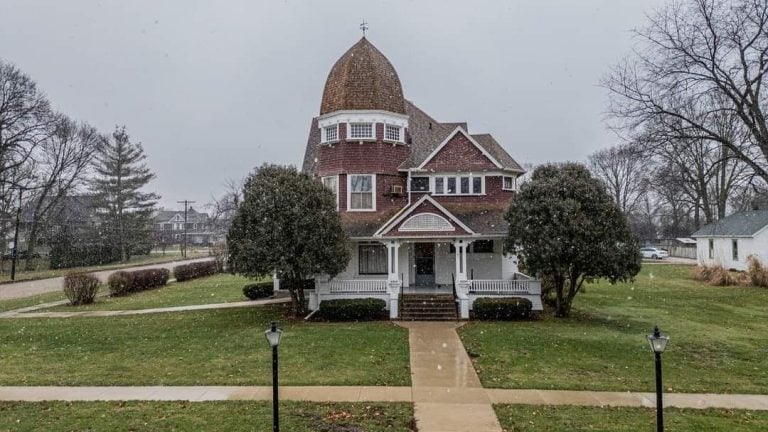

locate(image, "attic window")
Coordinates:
349 123 374 140
323 125 338 143
385 124 402 142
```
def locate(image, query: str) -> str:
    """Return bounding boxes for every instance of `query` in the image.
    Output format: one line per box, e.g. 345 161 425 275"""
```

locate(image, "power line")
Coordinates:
176 200 195 258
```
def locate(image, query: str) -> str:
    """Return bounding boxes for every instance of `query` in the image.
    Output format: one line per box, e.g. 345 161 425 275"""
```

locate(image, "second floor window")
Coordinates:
321 176 339 209
349 123 374 139
410 176 430 192
503 176 515 190
349 174 375 210
434 175 483 195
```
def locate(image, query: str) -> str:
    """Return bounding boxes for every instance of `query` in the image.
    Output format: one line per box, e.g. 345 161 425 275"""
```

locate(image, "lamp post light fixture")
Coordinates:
265 321 282 432
647 325 669 432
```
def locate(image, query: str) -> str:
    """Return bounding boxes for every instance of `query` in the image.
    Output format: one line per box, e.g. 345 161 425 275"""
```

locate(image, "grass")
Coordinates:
0 248 208 283
460 264 768 393
0 292 66 313
494 405 768 431
0 401 415 432
46 273 261 311
0 304 410 386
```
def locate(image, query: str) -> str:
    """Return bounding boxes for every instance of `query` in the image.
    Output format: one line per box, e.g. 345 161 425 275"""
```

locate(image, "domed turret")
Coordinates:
320 37 405 115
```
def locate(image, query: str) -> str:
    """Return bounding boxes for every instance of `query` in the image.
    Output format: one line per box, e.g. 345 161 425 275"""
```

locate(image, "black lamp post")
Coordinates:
647 325 669 432
264 321 283 432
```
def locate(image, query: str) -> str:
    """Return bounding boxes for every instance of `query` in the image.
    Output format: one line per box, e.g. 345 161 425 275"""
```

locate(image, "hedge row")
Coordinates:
63 272 100 305
243 282 274 300
108 268 170 296
173 261 218 282
318 298 387 321
473 297 533 320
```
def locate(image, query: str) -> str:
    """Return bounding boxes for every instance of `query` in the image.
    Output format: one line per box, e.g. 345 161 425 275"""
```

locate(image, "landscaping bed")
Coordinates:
0 401 415 432
0 305 410 386
460 265 768 393
494 405 768 431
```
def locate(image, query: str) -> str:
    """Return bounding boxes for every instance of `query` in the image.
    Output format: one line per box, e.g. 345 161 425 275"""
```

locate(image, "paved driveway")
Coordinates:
0 257 213 301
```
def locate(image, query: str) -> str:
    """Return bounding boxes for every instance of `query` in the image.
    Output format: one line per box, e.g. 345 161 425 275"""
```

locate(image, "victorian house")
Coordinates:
303 37 541 319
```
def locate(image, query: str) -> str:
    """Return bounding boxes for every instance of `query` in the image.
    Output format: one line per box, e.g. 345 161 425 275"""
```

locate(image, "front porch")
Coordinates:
308 239 543 319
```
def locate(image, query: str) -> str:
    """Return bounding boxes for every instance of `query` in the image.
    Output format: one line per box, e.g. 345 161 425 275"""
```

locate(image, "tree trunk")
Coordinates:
23 222 38 271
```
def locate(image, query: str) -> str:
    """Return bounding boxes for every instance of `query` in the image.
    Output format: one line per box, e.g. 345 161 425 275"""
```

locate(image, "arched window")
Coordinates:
399 213 454 232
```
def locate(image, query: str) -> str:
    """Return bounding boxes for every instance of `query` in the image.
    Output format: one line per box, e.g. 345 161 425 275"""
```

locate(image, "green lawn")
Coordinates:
460 264 768 393
494 405 768 431
0 401 415 432
47 273 260 312
0 292 66 313
0 248 207 283
0 304 410 386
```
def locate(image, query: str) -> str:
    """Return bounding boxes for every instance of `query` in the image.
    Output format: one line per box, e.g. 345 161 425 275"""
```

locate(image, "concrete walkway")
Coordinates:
0 257 213 301
398 321 503 432
1 386 767 411
0 297 291 318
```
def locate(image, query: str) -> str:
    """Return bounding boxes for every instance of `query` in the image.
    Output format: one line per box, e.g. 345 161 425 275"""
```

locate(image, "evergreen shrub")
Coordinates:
173 261 218 282
473 297 533 320
318 298 387 321
243 282 274 300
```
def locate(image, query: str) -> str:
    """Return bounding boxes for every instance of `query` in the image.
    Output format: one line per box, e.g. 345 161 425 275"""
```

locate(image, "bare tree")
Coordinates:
0 60 53 187
23 116 101 268
206 177 244 240
604 0 768 184
588 144 649 214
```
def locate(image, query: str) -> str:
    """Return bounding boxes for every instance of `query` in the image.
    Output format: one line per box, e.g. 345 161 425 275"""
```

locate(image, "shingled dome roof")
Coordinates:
320 37 406 115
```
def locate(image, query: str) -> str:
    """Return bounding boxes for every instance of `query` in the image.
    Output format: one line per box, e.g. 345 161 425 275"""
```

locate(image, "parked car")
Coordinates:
640 247 669 260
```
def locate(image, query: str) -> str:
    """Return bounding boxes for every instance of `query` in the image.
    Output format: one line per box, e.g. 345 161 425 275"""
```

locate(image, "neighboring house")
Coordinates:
301 37 541 319
691 210 768 271
154 207 213 246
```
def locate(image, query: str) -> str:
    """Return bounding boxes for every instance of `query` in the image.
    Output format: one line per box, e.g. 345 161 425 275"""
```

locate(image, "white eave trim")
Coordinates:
416 127 504 170
317 110 409 129
373 194 476 237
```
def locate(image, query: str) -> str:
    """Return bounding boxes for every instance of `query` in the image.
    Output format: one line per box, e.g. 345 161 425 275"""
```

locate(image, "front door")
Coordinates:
414 243 435 286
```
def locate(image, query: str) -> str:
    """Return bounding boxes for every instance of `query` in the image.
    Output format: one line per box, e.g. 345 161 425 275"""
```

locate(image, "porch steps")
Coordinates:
399 294 457 321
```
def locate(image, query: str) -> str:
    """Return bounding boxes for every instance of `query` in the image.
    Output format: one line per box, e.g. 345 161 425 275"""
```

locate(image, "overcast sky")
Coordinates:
0 0 664 210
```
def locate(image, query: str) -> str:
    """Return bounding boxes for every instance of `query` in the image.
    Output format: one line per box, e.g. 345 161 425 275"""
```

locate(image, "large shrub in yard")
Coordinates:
63 272 101 305
227 164 349 316
473 297 533 320
748 256 768 288
318 299 387 321
108 268 169 296
505 163 641 317
173 261 218 282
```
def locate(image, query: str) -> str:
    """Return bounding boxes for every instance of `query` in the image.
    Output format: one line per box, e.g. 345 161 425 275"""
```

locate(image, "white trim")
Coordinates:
430 174 485 196
347 174 377 212
416 127 503 170
317 109 409 128
373 194 476 237
399 212 455 232
384 123 404 143
321 175 340 210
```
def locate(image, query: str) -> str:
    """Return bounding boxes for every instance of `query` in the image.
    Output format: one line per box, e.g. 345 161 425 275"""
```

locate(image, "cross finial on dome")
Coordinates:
360 20 369 37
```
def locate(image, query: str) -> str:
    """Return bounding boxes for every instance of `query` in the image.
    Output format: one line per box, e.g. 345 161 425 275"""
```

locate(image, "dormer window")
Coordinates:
349 122 374 140
385 124 402 142
323 125 339 143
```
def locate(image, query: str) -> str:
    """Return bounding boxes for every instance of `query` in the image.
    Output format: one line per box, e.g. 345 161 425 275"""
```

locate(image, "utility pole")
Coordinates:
10 189 23 281
177 200 195 258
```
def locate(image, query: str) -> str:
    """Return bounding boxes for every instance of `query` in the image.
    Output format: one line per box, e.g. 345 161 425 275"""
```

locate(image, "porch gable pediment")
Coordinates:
374 195 474 237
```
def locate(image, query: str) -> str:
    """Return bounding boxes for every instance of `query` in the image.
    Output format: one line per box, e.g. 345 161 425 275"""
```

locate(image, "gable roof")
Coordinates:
416 127 503 170
691 211 768 238
374 194 475 237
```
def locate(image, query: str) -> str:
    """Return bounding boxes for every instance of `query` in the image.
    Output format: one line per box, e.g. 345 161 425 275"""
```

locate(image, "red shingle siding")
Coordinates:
316 139 409 176
421 133 499 171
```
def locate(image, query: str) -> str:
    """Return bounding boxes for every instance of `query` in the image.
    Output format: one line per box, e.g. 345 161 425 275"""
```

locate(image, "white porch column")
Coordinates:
453 239 471 319
385 240 402 319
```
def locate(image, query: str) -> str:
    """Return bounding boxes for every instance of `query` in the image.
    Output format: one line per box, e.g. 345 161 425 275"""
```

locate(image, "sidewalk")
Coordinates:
1 386 766 411
399 321 503 432
0 257 213 301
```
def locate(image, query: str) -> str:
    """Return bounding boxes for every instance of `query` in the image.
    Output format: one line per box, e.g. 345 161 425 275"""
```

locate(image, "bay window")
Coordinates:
349 122 374 140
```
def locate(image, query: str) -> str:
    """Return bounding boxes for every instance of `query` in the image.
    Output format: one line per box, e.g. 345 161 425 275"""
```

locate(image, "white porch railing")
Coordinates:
328 279 388 293
469 274 541 295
